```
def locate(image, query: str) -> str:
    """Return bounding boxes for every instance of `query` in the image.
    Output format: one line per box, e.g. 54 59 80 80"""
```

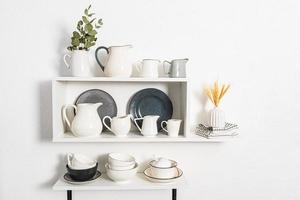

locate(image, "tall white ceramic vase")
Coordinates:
208 107 226 128
63 50 93 77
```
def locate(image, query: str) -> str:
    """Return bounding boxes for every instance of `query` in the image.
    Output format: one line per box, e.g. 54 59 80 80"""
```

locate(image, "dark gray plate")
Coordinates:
127 88 173 131
64 171 101 184
75 89 117 129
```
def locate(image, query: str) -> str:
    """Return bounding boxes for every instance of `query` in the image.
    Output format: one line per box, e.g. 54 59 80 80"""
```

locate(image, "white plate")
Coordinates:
143 167 183 183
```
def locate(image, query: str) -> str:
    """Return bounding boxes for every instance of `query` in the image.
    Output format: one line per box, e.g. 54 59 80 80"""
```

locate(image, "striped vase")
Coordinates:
208 107 226 128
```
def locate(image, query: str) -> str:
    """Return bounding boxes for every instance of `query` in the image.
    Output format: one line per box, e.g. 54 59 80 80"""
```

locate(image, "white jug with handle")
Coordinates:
102 114 132 137
62 103 103 137
63 50 93 77
134 115 159 137
95 45 133 77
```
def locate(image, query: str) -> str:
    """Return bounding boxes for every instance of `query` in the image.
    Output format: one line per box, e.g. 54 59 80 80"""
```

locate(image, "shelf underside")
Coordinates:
53 173 185 191
53 132 226 143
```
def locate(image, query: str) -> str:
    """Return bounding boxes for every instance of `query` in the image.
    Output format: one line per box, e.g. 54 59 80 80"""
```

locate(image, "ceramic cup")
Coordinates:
135 59 160 78
67 153 97 170
161 119 182 137
149 158 178 179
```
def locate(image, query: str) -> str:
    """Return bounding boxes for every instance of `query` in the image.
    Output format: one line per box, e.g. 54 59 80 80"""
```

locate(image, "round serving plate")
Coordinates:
127 88 173 131
63 171 101 185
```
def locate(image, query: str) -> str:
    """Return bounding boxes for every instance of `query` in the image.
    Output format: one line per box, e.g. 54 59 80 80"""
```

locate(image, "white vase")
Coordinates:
208 107 226 128
63 50 93 77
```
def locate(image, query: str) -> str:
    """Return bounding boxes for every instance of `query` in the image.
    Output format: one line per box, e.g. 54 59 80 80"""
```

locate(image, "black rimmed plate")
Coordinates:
127 88 173 131
63 171 101 185
75 89 117 129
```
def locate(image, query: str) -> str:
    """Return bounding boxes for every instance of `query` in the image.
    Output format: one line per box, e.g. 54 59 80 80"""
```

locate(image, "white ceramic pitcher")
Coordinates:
134 115 159 137
102 115 132 137
95 45 133 77
63 50 93 77
62 103 103 137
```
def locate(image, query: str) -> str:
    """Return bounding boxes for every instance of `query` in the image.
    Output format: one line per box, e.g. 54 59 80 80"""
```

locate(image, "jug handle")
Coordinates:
95 46 109 72
133 117 143 133
62 104 77 128
163 61 171 75
63 54 71 69
102 116 113 132
67 153 73 167
134 61 143 73
161 121 168 133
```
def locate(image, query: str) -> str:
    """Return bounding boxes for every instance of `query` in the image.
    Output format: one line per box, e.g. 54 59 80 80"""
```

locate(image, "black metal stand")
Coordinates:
66 189 176 200
67 190 72 200
172 189 177 200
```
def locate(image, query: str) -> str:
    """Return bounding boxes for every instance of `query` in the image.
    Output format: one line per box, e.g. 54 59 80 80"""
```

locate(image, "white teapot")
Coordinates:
62 103 103 137
134 115 159 137
102 115 132 137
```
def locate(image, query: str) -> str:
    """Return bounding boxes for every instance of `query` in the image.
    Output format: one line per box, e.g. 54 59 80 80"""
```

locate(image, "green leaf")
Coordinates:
84 9 89 16
82 16 89 24
73 31 80 38
88 13 95 17
98 19 103 25
71 38 80 47
88 4 91 10
95 25 101 29
85 41 95 49
84 23 93 32
88 30 97 36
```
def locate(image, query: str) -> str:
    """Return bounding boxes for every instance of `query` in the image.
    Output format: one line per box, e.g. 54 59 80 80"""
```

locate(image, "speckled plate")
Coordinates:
127 88 173 131
75 89 117 129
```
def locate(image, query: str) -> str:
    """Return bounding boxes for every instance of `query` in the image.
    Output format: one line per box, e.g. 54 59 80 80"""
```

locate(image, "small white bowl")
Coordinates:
149 166 178 179
108 163 136 171
105 163 138 183
108 153 135 167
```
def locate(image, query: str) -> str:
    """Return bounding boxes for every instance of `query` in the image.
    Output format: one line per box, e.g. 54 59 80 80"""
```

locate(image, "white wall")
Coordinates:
1 0 300 199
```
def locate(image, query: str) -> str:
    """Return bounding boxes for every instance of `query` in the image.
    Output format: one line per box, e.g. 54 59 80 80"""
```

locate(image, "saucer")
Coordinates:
143 167 183 183
63 171 101 185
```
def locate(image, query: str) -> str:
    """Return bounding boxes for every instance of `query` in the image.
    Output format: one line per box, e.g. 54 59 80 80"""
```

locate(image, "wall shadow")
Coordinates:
38 81 53 142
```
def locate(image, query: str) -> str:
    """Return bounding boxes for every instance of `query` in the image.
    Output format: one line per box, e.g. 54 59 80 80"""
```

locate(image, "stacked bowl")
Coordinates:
105 153 138 183
144 158 183 183
66 153 98 182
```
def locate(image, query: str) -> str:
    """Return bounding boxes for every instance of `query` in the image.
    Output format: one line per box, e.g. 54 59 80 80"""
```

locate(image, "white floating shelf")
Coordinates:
53 132 225 143
53 173 186 191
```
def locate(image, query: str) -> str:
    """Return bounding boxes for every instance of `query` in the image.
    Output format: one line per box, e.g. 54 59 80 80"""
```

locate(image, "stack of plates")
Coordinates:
143 158 183 183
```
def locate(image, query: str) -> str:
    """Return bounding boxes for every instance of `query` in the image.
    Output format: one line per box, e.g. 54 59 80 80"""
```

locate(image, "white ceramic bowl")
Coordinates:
108 163 136 171
144 167 183 183
105 163 138 183
149 166 178 179
108 153 135 167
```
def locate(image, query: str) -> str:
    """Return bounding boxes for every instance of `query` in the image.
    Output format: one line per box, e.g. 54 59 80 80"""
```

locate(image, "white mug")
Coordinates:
161 119 182 137
135 59 160 78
